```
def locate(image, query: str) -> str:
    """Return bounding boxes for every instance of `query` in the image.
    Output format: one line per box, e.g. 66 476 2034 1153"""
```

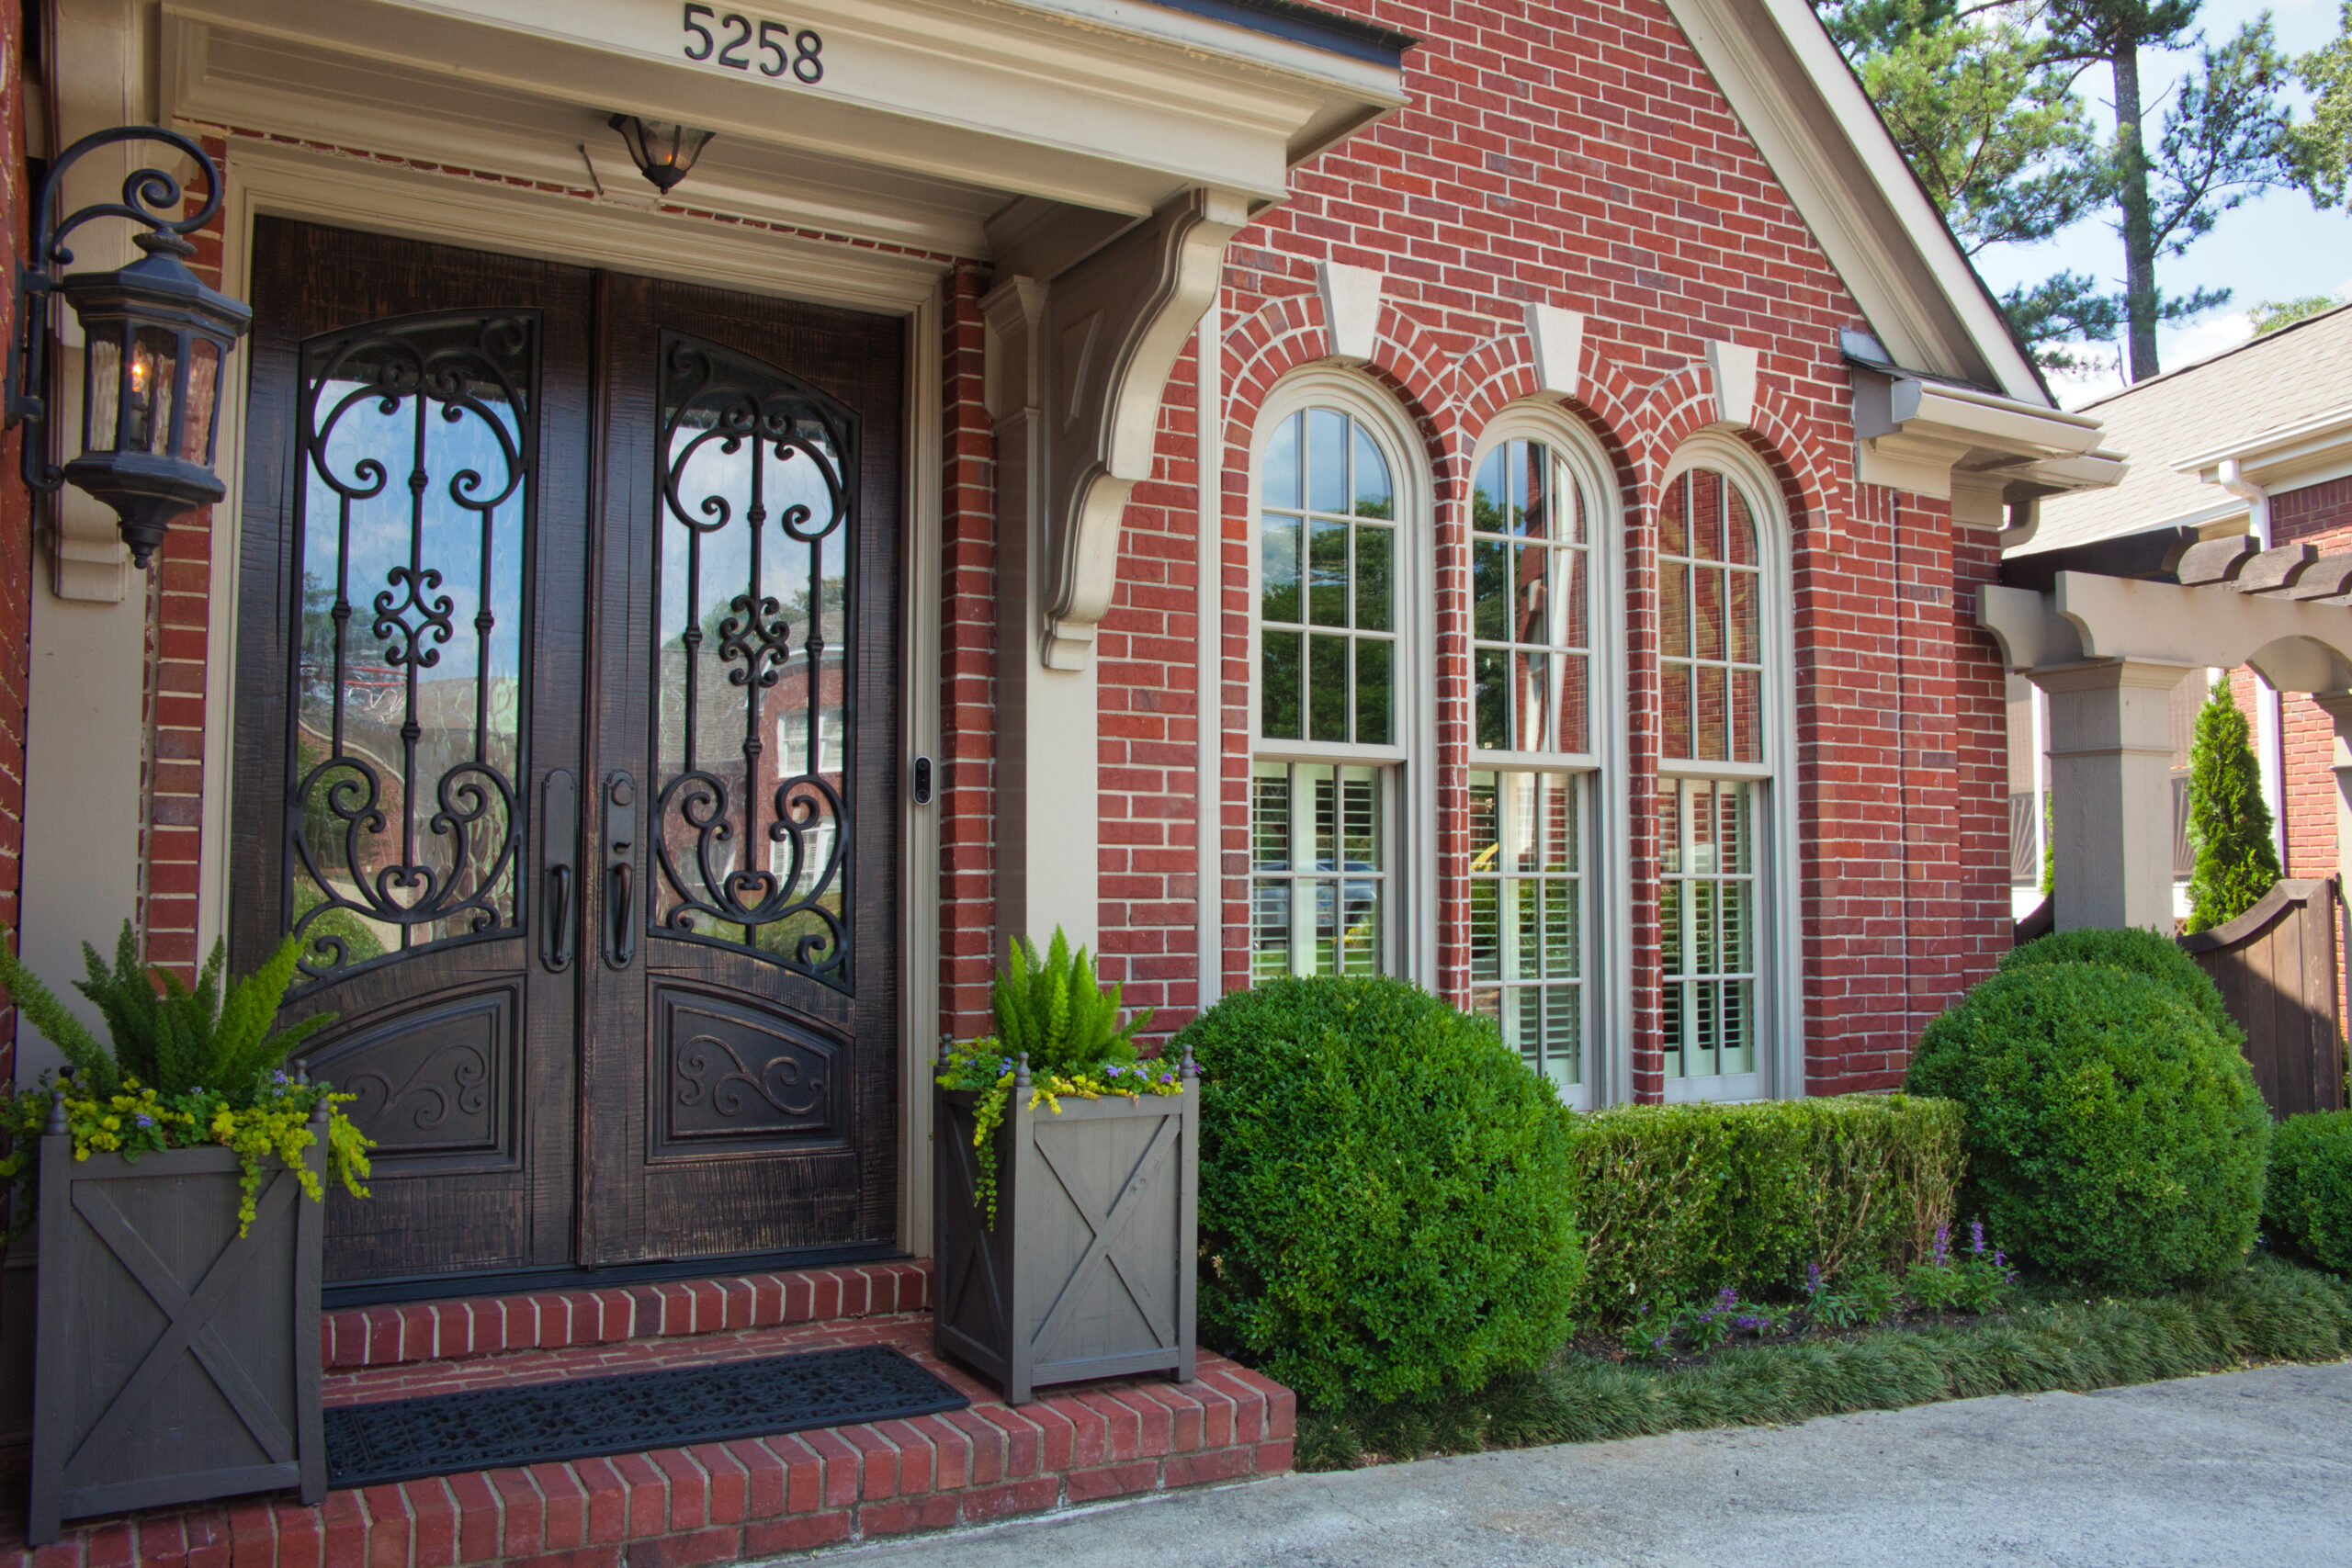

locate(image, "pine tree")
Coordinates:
2185 678 2280 933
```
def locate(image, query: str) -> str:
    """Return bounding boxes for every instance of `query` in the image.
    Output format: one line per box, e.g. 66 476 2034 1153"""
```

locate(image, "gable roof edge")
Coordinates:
1657 0 2048 405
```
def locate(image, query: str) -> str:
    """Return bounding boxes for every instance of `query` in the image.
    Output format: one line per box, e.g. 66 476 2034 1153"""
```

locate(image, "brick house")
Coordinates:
0 0 2123 1556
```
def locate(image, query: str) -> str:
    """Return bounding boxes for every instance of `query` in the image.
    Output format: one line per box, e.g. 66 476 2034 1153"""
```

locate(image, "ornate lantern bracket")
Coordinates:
6 126 251 568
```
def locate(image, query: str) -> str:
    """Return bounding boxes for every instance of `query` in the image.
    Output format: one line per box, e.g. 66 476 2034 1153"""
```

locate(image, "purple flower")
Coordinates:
1931 1225 1951 1266
1969 1218 1987 1257
1804 1263 1823 1297
133 1113 153 1129
1715 1286 1739 1310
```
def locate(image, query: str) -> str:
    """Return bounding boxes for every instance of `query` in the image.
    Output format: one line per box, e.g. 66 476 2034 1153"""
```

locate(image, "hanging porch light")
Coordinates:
607 114 718 195
6 127 252 569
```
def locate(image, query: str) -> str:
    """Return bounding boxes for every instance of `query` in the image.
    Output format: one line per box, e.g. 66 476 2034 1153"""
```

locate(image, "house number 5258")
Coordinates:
682 4 823 83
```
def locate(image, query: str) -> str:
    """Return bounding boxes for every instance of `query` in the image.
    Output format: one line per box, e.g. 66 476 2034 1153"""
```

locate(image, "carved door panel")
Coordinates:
234 220 589 1285
579 275 901 1264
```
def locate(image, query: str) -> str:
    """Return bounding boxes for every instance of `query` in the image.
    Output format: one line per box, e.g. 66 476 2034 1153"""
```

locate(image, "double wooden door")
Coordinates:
232 219 902 1291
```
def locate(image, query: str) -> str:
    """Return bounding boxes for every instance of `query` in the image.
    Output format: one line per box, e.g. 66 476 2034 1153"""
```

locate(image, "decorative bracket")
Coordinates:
1033 188 1247 671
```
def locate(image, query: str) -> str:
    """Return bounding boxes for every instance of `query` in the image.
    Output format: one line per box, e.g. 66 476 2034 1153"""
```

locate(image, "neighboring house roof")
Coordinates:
2018 304 2352 556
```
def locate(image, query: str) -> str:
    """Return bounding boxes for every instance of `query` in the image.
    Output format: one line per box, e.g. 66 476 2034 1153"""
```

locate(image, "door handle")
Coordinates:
609 863 635 967
541 770 577 972
547 865 573 970
605 772 638 969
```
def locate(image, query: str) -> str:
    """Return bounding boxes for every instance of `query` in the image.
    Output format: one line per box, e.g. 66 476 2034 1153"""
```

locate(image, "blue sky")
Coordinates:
1963 0 2352 404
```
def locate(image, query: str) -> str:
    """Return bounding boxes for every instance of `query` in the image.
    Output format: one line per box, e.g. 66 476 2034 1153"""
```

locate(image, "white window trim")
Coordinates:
1657 432 1804 1105
1464 404 1629 1110
1246 367 1438 988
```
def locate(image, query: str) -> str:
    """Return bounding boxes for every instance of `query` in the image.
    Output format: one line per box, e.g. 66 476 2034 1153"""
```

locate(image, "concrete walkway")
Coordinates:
818 1359 2352 1567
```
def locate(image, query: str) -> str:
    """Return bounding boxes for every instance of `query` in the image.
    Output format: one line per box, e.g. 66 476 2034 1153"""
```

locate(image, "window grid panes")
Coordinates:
1259 409 1396 746
1661 777 1756 1079
1659 468 1763 764
1469 770 1583 1094
1472 439 1589 754
1250 761 1386 981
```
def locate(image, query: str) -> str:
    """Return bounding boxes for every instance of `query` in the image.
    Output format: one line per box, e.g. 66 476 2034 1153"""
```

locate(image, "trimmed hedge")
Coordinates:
2000 925 2242 1043
1568 1095 1962 1323
1175 976 1583 1407
1907 964 2269 1291
2267 1110 2352 1273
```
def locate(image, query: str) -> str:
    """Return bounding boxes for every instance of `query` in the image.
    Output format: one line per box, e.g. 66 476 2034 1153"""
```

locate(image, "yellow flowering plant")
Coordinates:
934 930 1182 1226
0 925 374 1236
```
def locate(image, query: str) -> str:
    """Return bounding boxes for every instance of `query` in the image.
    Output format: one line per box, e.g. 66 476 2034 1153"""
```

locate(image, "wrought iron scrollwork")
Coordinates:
651 333 857 987
283 311 538 982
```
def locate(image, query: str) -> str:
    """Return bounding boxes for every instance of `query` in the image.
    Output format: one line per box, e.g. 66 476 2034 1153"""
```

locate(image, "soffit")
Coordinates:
1657 0 2045 403
160 0 1403 252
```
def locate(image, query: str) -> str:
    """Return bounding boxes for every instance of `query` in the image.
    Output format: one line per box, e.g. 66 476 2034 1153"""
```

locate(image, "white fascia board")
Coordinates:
1658 0 2045 401
2175 401 2352 493
1852 368 2122 499
164 0 1400 213
1888 380 2105 459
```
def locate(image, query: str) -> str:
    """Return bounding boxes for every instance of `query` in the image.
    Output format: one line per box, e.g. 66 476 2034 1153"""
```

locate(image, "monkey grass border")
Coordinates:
1294 1256 2352 1471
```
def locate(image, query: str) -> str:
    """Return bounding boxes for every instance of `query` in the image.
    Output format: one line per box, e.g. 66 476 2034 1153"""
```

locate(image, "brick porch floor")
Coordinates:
0 1260 1295 1566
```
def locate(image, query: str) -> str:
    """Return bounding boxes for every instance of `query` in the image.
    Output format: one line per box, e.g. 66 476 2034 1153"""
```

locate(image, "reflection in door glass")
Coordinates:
288 312 536 981
652 333 856 987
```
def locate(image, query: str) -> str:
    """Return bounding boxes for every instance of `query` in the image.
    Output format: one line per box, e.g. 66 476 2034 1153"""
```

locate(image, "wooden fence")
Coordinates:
2177 879 2347 1119
2008 880 2347 1118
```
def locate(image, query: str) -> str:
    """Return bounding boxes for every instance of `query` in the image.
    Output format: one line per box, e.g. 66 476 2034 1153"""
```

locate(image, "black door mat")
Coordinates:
325 1345 970 1488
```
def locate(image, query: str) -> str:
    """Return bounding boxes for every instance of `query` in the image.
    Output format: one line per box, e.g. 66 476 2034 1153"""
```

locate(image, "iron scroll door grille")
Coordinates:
283 311 538 981
650 332 858 990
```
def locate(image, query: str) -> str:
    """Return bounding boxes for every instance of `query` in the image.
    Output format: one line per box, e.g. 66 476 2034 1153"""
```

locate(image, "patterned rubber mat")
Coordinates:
324 1345 970 1488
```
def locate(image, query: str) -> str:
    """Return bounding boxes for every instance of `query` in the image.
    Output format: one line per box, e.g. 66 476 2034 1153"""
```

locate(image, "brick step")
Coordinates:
323 1259 933 1371
4 1314 1295 1567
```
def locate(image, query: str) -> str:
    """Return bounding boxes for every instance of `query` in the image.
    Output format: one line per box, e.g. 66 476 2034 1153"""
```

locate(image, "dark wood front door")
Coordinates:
232 220 902 1292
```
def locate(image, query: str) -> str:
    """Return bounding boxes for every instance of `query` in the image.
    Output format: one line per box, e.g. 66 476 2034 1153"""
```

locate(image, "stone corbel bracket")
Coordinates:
1035 187 1248 670
1980 571 2352 693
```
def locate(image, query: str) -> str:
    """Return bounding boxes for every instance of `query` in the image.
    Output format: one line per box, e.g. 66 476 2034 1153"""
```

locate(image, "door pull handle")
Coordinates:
605 772 638 970
547 864 573 970
609 863 636 968
541 770 578 973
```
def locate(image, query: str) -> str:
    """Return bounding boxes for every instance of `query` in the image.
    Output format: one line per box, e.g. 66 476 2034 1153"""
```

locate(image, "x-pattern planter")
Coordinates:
28 1132 326 1544
934 1070 1197 1404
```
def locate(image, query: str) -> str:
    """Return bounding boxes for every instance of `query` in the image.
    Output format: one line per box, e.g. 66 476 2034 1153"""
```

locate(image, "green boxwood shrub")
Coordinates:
1906 964 2269 1291
2000 926 2241 1043
2267 1110 2352 1273
1174 976 1583 1408
1568 1096 1963 1323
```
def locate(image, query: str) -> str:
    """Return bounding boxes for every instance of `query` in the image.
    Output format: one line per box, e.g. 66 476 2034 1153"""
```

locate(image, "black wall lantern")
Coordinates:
6 127 252 569
608 114 716 194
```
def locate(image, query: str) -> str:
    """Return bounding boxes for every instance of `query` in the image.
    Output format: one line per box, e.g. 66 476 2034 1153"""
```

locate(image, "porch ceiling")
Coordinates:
160 0 1408 259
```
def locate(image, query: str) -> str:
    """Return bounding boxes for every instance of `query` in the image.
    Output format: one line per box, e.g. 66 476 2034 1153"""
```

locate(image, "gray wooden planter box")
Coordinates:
933 1075 1196 1404
28 1124 326 1544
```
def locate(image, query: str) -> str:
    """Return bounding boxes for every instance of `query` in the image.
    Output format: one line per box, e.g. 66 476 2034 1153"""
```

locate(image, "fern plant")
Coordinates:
0 923 332 1104
990 929 1152 1076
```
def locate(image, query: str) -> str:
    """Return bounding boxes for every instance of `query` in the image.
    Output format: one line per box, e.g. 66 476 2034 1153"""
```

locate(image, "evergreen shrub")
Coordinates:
1568 1096 1963 1324
1174 976 1583 1407
2001 925 2242 1043
1907 964 2269 1291
2185 677 2280 933
2267 1110 2352 1273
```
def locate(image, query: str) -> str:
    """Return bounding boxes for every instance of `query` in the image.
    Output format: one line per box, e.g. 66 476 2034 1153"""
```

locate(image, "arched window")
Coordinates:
1656 452 1790 1100
1466 419 1620 1109
1250 379 1427 986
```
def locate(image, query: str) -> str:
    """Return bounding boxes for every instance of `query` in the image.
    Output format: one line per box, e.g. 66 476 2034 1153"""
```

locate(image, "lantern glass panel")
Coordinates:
130 324 181 457
182 337 222 463
87 333 122 453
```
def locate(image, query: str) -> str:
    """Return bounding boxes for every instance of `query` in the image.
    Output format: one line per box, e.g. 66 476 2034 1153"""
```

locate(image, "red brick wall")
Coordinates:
1081 0 2013 1090
939 265 999 1043
2272 478 2352 895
